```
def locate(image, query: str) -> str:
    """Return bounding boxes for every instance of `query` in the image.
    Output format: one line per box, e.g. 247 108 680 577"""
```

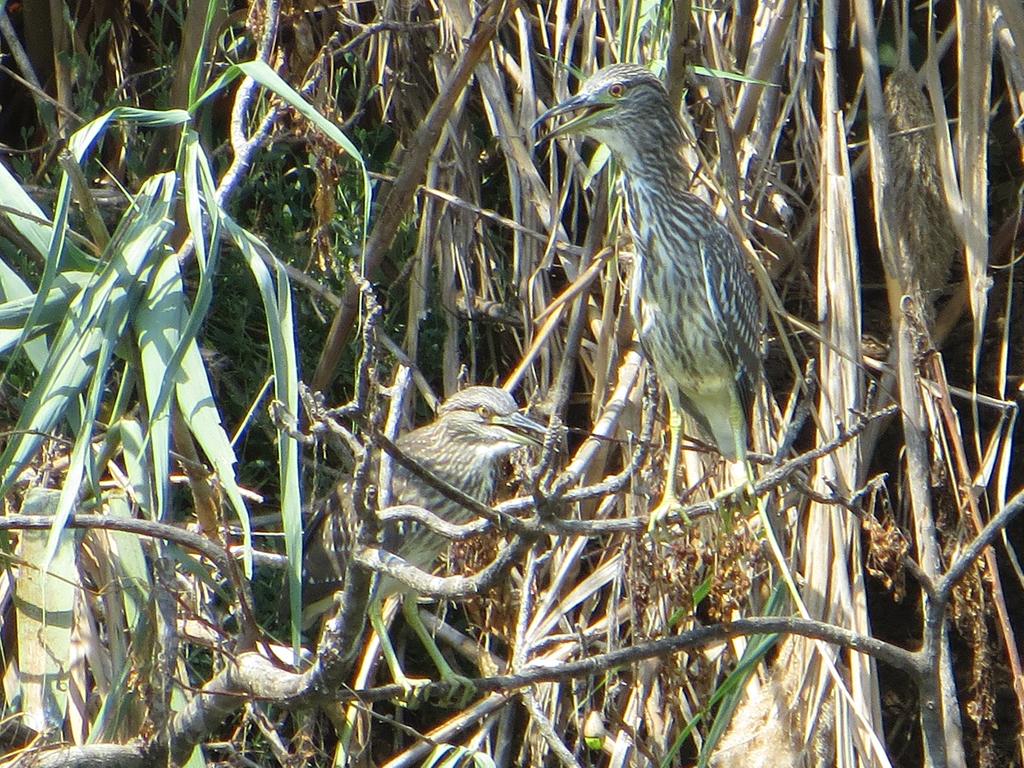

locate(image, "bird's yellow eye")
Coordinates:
476 405 493 419
608 82 626 98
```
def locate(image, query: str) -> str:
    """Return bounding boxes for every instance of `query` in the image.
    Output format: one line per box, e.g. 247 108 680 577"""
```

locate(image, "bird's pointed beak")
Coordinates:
533 92 609 144
492 410 548 447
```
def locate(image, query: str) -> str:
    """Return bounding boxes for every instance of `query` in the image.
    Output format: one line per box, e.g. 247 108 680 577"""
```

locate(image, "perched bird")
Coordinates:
304 386 545 693
536 64 762 524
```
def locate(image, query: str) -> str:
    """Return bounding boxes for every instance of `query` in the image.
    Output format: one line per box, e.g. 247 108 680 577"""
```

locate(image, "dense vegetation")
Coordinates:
0 1 1022 766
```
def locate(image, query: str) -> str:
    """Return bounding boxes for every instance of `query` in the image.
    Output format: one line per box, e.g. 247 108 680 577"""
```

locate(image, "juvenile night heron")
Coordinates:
536 64 762 525
304 386 544 694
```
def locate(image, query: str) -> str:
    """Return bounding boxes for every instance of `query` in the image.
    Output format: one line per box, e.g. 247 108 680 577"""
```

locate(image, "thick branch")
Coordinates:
377 504 490 539
0 515 234 571
346 615 920 702
164 613 920 762
2 744 157 768
169 613 919 715
352 536 530 599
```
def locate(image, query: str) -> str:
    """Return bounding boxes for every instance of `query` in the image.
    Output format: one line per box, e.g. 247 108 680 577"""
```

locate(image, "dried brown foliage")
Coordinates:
1 1 1023 767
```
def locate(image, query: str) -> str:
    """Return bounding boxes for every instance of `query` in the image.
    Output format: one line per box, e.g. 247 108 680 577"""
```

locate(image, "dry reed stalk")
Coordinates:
713 2 886 764
855 0 968 765
957 0 994 420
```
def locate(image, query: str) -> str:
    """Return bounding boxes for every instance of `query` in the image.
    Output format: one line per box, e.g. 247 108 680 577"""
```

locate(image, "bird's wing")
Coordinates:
696 221 762 418
301 486 353 607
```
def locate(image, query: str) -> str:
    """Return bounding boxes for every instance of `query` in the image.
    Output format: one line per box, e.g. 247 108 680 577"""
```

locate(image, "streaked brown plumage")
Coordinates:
303 386 544 689
536 64 763 522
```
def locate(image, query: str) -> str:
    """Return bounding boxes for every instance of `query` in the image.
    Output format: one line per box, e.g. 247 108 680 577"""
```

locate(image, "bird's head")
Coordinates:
435 386 546 457
534 64 677 162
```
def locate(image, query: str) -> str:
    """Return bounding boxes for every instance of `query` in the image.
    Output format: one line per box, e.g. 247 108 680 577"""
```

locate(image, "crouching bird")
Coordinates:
304 386 545 698
535 64 763 527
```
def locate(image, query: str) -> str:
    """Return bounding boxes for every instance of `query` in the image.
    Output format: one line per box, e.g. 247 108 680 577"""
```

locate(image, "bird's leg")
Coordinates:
713 458 757 529
718 399 760 525
648 405 689 531
369 597 431 706
402 599 476 706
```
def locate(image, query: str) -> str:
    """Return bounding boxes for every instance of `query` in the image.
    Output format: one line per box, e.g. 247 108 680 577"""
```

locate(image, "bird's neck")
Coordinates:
608 115 688 186
620 146 688 191
420 443 499 499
